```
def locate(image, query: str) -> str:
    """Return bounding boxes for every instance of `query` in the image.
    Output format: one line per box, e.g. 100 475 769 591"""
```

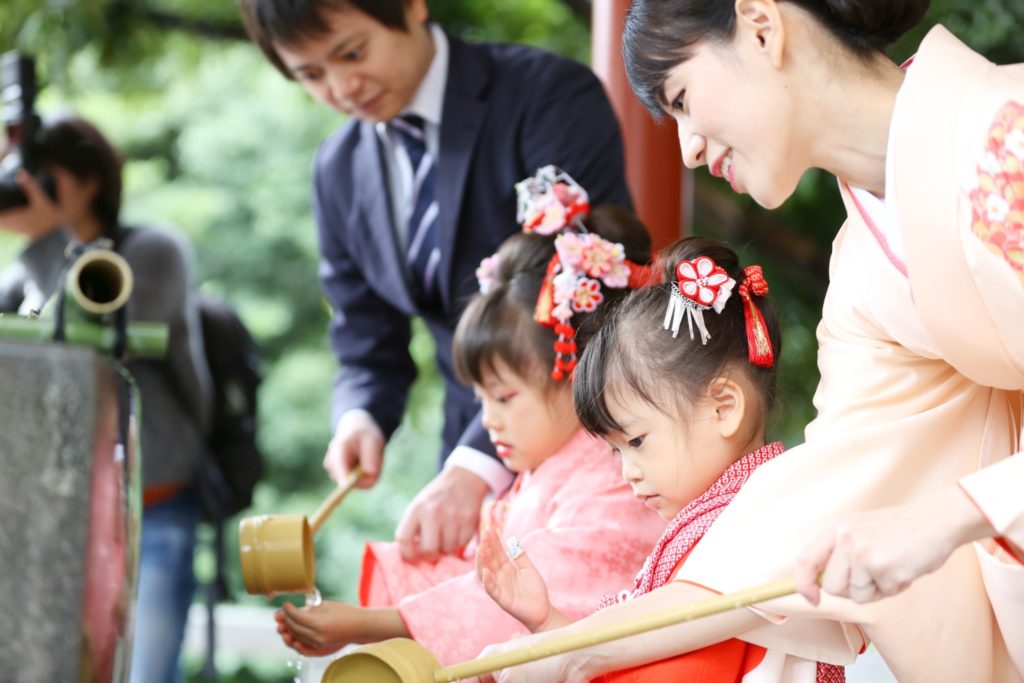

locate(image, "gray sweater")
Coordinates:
0 225 213 492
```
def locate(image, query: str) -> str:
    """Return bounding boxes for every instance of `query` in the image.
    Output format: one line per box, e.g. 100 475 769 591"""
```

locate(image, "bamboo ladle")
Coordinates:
321 575 802 682
239 466 364 596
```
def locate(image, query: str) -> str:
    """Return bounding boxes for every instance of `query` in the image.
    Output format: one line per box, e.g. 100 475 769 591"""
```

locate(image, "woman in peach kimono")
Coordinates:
274 194 664 665
476 1 1023 681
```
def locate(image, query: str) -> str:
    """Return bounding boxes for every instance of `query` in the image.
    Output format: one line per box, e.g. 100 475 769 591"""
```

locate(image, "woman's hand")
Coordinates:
476 528 566 632
0 170 60 240
795 485 995 605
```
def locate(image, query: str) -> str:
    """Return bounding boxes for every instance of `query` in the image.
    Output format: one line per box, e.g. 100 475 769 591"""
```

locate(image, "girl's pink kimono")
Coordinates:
359 429 664 665
665 25 1024 683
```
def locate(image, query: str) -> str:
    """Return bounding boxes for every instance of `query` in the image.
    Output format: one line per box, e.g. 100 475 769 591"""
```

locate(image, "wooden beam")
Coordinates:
591 0 689 252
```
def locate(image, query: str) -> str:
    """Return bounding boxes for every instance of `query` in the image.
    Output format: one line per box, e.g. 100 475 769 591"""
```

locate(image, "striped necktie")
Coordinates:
391 114 440 305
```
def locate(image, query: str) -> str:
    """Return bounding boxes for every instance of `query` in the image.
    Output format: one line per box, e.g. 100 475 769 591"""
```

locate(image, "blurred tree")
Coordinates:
1 0 592 83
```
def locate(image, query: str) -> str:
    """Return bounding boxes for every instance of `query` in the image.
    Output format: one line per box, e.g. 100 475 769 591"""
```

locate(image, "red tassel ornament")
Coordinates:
737 265 774 368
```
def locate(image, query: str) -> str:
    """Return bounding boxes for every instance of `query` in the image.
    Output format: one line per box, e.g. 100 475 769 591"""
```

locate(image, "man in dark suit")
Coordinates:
240 0 631 560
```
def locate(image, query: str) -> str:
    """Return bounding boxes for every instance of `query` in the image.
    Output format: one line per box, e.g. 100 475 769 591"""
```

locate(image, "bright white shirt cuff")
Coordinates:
445 445 515 495
334 409 381 437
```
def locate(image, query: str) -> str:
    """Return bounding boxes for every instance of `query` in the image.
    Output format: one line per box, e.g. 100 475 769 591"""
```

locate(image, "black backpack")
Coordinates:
193 294 264 522
112 226 265 519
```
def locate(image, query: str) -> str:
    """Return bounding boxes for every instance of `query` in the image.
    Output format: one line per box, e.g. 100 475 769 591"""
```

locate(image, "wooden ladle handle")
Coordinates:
308 466 364 535
433 577 799 682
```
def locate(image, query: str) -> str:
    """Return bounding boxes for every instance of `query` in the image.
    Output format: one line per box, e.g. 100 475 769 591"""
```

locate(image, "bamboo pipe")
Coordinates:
65 248 134 317
0 315 167 357
0 247 168 357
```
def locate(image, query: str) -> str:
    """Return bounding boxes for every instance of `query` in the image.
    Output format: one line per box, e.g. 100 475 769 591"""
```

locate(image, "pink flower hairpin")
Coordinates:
475 253 501 293
534 232 636 380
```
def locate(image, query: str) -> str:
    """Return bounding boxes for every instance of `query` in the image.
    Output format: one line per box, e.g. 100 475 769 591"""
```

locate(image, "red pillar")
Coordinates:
591 0 689 252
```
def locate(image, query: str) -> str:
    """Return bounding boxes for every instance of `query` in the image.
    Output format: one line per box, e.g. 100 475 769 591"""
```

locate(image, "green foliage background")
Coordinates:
2 1 1023 680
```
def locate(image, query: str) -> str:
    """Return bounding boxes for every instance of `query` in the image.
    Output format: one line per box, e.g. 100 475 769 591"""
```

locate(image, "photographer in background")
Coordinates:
0 115 212 683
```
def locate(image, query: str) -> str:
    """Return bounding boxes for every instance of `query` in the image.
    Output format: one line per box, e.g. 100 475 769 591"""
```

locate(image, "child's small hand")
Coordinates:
475 528 556 633
274 600 365 657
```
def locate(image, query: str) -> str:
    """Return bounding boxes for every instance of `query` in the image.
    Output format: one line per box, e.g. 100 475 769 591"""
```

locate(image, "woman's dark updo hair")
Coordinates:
453 205 652 390
37 115 124 232
574 236 782 438
624 0 930 116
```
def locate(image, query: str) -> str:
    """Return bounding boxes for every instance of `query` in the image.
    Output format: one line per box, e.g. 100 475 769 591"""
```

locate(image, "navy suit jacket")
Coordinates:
313 32 631 463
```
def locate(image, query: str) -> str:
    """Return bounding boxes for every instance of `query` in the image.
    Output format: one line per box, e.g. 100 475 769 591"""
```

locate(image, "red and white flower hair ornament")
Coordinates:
664 256 736 344
516 165 590 235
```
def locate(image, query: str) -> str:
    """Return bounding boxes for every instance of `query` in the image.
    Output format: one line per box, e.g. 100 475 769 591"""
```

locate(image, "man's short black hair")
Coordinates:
239 0 411 79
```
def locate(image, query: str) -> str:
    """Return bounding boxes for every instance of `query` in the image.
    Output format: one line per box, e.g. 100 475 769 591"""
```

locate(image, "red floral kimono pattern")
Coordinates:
971 100 1024 286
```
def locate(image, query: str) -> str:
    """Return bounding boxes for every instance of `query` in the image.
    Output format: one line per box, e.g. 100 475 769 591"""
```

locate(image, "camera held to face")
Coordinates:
0 52 56 211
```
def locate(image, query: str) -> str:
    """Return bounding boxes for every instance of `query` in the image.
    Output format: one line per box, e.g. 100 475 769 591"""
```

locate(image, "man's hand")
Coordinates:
0 170 60 240
395 465 489 561
323 411 385 488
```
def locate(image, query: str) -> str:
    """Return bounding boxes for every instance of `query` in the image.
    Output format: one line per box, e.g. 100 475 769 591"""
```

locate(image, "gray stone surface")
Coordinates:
0 341 131 683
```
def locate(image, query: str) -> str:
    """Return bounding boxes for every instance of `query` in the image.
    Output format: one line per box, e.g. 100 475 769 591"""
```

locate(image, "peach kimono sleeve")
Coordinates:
950 98 1024 562
960 457 1024 562
961 452 1024 677
901 94 1024 560
899 58 1024 676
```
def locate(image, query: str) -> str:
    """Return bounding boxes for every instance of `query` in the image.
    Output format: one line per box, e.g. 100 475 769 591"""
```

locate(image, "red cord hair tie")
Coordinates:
626 262 659 289
737 265 774 368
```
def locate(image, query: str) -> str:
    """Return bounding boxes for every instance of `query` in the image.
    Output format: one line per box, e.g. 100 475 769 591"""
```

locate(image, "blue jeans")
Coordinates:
130 491 199 683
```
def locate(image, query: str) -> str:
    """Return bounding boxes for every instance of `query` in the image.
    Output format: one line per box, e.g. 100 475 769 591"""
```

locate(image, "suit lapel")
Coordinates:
351 121 416 312
436 35 488 312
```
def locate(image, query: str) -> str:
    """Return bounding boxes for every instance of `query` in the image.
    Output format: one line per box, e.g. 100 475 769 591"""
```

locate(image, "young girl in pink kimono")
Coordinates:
475 237 843 683
274 200 665 665
479 1 1024 681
